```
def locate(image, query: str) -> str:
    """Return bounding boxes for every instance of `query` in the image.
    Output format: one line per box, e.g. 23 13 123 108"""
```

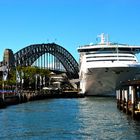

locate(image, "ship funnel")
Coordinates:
97 33 105 44
97 33 109 44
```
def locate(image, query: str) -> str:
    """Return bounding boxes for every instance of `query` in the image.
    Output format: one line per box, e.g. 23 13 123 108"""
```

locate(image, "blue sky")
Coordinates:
0 0 140 62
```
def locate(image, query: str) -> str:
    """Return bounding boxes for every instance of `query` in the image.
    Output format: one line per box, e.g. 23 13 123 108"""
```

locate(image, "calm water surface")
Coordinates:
0 97 140 140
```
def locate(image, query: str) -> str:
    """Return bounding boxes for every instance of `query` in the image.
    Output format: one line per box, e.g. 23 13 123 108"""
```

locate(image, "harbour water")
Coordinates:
0 97 140 140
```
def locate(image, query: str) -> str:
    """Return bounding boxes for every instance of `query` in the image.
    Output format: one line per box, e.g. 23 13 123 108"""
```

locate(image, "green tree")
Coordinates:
0 66 50 90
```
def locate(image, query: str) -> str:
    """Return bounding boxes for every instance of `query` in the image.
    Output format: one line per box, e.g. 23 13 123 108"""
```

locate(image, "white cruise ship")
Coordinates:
78 33 140 96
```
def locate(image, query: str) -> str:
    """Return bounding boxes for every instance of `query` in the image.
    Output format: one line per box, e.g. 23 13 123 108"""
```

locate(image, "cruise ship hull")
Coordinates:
80 66 140 96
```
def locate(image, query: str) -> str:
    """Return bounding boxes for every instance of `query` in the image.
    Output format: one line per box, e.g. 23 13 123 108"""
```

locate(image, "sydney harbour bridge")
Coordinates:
3 43 79 79
0 43 82 106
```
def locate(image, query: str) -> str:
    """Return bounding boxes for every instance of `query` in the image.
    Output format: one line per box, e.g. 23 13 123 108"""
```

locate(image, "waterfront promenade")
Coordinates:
0 89 84 108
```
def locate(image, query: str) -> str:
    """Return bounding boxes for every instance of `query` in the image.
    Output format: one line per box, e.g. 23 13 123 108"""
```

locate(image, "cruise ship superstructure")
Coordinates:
78 33 140 95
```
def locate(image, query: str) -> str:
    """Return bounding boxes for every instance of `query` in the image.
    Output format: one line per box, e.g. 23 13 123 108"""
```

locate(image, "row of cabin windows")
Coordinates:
86 51 134 55
86 59 136 62
79 48 138 53
86 55 135 59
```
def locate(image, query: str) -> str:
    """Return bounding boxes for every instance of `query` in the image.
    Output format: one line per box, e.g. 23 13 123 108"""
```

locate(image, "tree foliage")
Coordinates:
0 66 51 90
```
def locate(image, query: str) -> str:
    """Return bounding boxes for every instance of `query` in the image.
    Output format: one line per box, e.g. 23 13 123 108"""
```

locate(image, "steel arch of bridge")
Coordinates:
14 43 79 79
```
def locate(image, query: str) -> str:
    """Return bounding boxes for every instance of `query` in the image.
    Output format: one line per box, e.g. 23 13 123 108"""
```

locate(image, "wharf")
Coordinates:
116 80 140 120
0 89 85 109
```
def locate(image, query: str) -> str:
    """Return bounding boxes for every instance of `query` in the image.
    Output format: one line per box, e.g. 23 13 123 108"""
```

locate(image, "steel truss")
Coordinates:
14 43 79 79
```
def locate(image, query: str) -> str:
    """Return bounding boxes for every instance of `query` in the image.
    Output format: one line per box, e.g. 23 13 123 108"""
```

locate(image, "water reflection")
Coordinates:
0 97 140 139
78 97 140 139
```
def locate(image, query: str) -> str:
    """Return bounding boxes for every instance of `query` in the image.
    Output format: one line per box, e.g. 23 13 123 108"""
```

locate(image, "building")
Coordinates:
3 49 15 67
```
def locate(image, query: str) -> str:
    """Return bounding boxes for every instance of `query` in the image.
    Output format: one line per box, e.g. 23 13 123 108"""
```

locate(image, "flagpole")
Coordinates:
2 63 4 101
2 62 7 101
2 79 4 101
35 74 37 94
15 63 17 96
15 62 19 98
16 65 21 100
